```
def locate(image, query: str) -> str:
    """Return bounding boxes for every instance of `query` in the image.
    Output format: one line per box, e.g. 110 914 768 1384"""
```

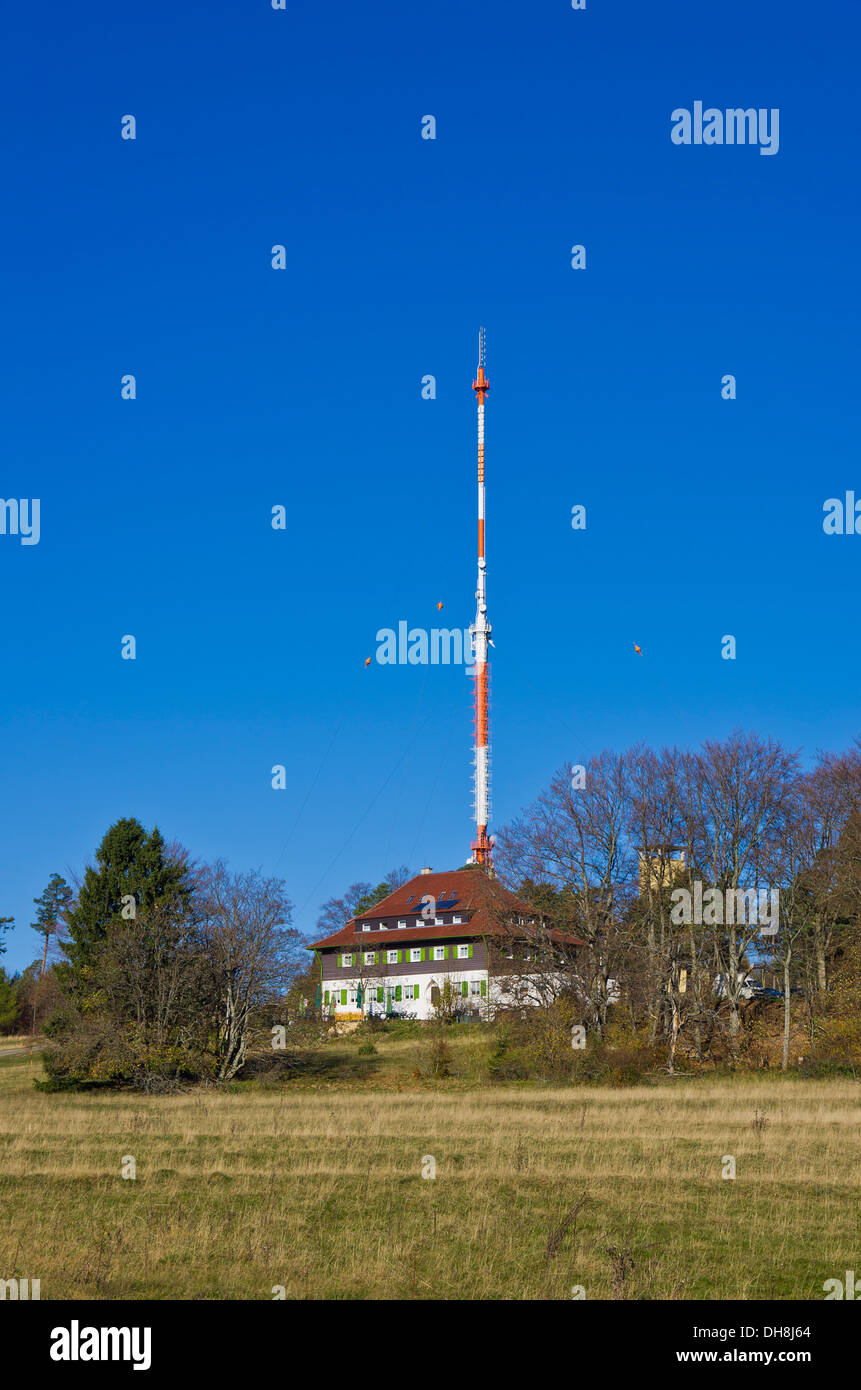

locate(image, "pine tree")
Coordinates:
0 967 18 1032
56 819 190 997
31 873 74 975
0 916 13 957
353 881 394 917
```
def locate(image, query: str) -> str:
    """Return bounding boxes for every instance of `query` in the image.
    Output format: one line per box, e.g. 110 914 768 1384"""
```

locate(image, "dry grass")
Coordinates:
0 1046 858 1300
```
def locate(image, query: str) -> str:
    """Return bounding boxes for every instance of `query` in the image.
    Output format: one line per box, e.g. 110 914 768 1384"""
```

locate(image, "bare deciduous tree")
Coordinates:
197 862 301 1080
496 750 634 1036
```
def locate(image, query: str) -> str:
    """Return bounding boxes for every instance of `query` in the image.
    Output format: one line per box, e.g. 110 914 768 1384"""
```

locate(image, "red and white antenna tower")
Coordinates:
469 327 493 870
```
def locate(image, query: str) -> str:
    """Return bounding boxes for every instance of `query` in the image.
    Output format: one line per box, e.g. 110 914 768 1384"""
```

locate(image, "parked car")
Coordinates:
714 973 765 1000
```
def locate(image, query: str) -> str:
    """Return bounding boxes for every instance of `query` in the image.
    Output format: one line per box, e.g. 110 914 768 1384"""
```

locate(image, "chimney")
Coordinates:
420 866 432 875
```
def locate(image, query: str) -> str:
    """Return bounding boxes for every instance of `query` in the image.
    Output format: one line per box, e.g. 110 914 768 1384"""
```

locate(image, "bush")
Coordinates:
486 1027 528 1081
414 1032 454 1079
482 1009 663 1085
796 1056 858 1080
813 942 861 1072
40 1013 214 1091
571 1043 663 1087
363 1016 421 1041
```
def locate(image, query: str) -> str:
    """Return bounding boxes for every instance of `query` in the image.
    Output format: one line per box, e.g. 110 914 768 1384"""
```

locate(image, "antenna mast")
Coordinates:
470 327 493 870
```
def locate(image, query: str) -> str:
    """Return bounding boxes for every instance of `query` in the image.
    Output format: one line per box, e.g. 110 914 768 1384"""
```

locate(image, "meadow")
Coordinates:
0 1031 858 1301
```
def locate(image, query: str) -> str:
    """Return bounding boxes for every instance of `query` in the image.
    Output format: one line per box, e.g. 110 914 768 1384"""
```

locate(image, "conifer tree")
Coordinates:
31 873 74 975
0 967 18 1032
56 818 190 997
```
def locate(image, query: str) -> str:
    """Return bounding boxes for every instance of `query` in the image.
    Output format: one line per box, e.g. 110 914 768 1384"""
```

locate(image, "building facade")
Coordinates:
310 865 582 1022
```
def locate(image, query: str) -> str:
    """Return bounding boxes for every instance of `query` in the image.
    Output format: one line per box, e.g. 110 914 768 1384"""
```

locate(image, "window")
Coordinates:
364 952 375 965
410 948 422 963
397 919 406 928
361 924 371 932
457 944 469 959
404 983 418 1000
470 980 481 996
387 949 398 964
342 953 352 967
414 918 424 928
379 923 387 930
433 946 445 961
453 915 462 924
349 989 358 1005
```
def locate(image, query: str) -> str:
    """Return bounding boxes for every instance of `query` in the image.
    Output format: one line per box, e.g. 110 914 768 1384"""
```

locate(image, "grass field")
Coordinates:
1 1030 859 1300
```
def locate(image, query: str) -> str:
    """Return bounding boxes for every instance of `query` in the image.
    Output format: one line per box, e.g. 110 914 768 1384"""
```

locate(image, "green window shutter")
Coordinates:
422 947 428 961
398 950 404 964
480 979 487 998
395 985 402 1001
461 980 468 997
340 989 347 1006
377 987 384 1003
445 946 450 959
337 954 342 968
324 990 330 1005
468 944 473 958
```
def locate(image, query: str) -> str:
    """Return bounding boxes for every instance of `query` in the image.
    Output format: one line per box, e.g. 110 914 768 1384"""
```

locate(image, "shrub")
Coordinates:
40 1013 214 1091
414 1032 454 1079
486 1026 528 1081
813 941 861 1072
481 1009 664 1085
370 1016 421 1041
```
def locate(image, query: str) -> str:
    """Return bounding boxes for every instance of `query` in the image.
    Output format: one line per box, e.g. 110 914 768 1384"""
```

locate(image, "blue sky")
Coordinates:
2 0 860 970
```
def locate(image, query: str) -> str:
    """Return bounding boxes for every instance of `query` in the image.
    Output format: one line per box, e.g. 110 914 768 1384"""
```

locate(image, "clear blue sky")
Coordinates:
2 0 860 971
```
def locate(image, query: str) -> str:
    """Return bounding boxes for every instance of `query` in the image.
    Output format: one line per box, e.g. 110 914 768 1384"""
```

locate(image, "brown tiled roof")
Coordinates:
308 867 583 950
362 866 534 918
